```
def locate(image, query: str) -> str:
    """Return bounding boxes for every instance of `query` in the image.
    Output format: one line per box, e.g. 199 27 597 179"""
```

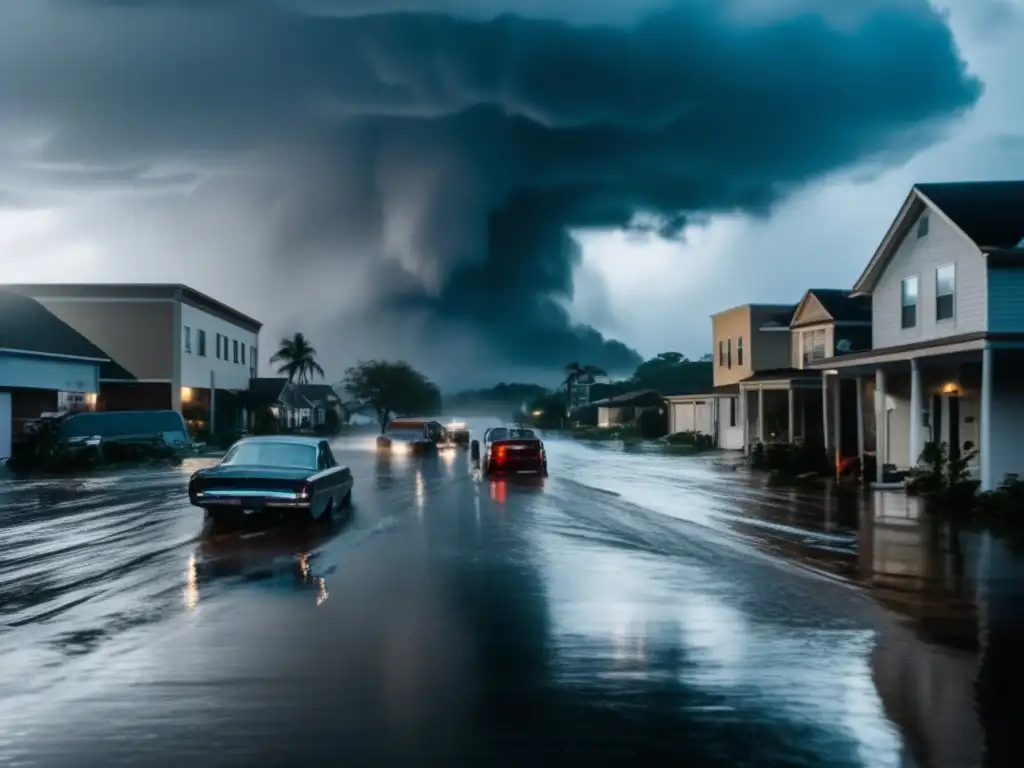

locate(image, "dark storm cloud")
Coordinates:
0 0 981 377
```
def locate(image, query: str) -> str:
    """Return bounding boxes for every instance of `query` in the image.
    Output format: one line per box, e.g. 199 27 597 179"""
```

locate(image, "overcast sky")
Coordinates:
1 0 1021 388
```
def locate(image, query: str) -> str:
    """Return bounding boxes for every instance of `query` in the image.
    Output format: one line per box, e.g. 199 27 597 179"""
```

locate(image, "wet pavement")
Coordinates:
1 422 1023 767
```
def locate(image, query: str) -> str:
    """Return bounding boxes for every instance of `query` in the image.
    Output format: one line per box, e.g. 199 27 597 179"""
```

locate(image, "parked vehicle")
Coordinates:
58 409 191 453
188 435 353 526
376 418 448 455
6 409 191 472
446 420 471 447
471 425 547 477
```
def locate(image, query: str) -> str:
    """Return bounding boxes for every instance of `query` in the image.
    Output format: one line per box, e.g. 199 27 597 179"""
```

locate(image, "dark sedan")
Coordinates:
471 426 547 477
188 436 353 525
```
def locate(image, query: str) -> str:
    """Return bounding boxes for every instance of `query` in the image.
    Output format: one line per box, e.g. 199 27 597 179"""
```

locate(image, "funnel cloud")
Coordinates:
0 0 981 384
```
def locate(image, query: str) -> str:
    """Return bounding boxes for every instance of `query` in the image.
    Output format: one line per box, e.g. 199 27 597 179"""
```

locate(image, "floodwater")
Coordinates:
1 423 1022 767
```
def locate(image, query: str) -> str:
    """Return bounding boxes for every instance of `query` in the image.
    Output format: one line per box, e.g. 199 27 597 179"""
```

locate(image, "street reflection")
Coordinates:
183 553 199 609
490 479 506 504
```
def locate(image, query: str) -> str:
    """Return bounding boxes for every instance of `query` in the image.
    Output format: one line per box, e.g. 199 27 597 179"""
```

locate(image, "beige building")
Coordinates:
667 303 795 450
3 284 261 430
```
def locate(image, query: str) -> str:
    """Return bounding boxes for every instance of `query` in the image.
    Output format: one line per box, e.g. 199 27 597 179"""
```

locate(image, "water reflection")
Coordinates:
183 553 199 609
490 479 507 504
853 491 1024 768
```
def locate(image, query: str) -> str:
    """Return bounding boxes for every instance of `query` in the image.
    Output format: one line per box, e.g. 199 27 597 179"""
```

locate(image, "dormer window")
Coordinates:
917 215 929 238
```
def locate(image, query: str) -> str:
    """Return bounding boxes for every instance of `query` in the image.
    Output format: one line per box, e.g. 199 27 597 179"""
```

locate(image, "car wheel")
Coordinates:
470 440 480 462
319 497 334 524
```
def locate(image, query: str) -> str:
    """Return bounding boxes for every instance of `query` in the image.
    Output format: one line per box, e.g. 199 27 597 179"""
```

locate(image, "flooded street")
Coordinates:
1 426 1022 767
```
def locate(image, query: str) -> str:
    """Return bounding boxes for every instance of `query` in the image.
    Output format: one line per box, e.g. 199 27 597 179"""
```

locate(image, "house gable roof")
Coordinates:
296 384 339 407
248 377 289 405
591 389 664 408
916 180 1024 249
0 289 136 380
853 180 1024 295
790 289 871 328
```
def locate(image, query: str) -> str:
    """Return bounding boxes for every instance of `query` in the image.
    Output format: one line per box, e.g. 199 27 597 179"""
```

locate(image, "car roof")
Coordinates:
234 435 324 446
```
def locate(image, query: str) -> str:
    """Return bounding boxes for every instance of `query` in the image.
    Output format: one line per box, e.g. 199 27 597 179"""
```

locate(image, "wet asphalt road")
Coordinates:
0 423 1016 766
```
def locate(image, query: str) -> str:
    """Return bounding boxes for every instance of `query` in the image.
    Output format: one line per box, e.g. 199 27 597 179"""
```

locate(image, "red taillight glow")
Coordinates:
495 445 507 463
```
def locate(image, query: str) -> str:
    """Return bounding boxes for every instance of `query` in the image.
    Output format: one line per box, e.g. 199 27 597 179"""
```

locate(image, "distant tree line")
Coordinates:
444 351 713 428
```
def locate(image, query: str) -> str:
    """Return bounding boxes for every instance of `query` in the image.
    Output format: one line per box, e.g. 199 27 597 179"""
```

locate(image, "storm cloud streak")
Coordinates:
0 0 981 380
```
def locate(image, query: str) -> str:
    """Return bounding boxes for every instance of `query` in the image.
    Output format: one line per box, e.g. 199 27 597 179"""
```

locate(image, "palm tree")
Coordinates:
563 361 605 415
270 333 325 384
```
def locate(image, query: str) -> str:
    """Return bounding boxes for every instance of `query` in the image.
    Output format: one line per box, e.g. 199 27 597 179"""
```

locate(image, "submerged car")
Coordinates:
471 425 547 477
188 435 353 525
376 418 448 454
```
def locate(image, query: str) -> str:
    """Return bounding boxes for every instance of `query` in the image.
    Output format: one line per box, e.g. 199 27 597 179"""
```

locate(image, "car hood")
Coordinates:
197 464 313 481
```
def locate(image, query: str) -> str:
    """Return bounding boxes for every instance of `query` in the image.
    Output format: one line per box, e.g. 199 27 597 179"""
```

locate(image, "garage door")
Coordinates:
695 401 713 434
672 403 695 433
0 392 11 462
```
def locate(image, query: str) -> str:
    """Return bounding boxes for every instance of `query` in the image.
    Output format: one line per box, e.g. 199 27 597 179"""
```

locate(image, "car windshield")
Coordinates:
491 427 536 441
222 441 317 469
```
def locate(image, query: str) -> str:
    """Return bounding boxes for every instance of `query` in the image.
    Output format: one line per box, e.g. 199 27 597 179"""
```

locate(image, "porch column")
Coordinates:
909 358 923 466
693 401 698 433
832 375 841 459
787 388 795 443
821 374 830 454
739 385 748 453
875 368 887 484
855 376 865 460
981 344 994 491
757 385 765 443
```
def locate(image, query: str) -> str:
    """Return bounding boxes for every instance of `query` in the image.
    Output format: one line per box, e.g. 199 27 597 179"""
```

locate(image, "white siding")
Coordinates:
0 354 99 393
180 304 259 390
987 265 1024 332
872 210 986 349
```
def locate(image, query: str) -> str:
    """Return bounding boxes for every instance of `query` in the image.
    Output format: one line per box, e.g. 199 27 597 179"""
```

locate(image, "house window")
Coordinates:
737 336 743 366
729 397 737 427
917 215 929 238
197 329 207 357
250 346 257 377
901 276 919 329
726 338 732 368
233 339 240 363
183 326 192 353
936 264 955 321
801 329 827 363
718 340 725 366
812 329 826 360
241 344 246 366
215 333 222 359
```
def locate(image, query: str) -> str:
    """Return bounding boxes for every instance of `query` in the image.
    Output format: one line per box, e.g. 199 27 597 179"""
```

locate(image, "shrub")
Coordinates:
664 430 714 451
906 441 978 517
975 473 1024 528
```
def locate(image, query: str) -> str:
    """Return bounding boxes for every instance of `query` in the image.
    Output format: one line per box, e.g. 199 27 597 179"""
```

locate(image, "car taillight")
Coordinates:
495 445 507 463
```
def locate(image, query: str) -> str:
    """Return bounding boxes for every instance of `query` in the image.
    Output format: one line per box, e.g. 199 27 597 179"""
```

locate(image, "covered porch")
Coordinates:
812 337 1024 491
738 368 825 452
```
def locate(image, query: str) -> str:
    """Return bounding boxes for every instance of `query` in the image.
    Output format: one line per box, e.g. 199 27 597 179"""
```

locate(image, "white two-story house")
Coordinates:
806 180 1024 490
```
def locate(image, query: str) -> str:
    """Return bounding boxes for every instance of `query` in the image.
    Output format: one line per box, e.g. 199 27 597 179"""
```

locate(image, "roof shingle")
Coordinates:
916 180 1024 249
0 290 133 380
